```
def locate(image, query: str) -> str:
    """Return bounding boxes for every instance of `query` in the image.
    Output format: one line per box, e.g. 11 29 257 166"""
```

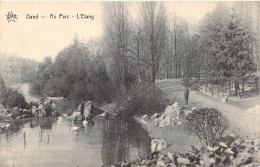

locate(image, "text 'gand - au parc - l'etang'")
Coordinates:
26 13 94 20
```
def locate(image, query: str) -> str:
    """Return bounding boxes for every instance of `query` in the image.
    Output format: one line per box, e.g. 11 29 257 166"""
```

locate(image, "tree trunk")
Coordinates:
229 80 232 95
205 77 208 92
234 81 239 97
242 80 245 95
255 78 259 95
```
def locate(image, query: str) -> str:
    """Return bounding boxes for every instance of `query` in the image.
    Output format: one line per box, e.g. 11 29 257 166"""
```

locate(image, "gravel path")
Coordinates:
156 79 260 136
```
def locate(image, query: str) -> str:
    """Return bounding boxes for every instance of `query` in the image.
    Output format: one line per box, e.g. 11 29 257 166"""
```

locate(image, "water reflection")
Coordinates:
0 116 151 167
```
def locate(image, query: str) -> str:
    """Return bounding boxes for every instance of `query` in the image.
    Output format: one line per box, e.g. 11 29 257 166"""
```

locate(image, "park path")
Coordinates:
156 79 260 137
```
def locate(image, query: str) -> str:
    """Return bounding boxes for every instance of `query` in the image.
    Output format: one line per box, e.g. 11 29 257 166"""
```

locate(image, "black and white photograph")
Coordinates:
0 1 260 167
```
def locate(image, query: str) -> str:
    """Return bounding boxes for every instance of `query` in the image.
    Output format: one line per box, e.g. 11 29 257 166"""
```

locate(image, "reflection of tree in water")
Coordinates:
127 120 151 159
102 118 128 166
101 118 151 167
29 117 58 129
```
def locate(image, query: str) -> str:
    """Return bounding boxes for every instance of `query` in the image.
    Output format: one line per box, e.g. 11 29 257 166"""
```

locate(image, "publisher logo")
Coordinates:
6 11 18 23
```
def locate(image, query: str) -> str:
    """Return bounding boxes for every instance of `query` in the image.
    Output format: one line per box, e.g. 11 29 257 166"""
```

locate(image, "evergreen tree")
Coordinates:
224 12 256 96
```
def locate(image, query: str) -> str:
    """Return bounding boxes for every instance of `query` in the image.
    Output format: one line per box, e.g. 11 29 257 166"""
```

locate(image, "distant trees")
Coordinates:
0 78 27 109
33 2 259 108
33 37 114 104
101 2 258 98
32 56 53 95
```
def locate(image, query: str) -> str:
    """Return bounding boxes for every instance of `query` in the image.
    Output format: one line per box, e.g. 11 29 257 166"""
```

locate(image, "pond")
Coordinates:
0 116 151 167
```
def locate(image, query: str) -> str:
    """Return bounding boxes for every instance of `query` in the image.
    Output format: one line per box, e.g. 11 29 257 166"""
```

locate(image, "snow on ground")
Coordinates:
156 79 260 137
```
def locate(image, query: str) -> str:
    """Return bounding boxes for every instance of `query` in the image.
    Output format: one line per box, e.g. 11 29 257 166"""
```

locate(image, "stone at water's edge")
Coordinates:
70 111 82 121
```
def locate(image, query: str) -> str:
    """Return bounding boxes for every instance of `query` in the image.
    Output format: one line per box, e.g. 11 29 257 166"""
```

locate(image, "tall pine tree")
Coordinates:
224 12 256 96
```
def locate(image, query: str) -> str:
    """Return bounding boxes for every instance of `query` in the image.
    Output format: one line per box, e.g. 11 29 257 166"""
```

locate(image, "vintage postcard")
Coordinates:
0 1 260 167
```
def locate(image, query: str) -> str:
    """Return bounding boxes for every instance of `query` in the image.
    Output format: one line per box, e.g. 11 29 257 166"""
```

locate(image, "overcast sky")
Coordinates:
0 2 231 62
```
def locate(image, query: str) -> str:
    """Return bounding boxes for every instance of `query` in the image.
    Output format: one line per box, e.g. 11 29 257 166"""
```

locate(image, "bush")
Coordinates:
186 108 229 146
122 82 169 117
0 86 28 109
116 135 260 167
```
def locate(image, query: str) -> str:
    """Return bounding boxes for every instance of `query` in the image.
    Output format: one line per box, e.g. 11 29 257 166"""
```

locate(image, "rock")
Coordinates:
23 110 33 118
219 141 228 148
0 123 10 133
38 104 46 116
7 113 12 118
71 111 82 121
140 117 148 126
177 158 190 165
84 101 92 118
255 105 260 112
156 161 165 167
13 107 20 113
224 148 234 155
142 114 148 120
207 146 219 152
121 162 130 167
151 113 160 119
11 107 22 119
99 112 107 117
191 107 196 111
151 139 168 153
158 154 165 161
167 152 174 162
209 158 215 164
167 163 176 167
32 106 37 116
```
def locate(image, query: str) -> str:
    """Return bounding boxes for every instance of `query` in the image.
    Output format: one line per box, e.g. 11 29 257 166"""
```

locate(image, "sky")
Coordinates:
0 2 232 62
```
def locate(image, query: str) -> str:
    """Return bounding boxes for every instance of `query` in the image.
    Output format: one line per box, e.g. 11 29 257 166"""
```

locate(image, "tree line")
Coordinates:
102 2 259 97
33 2 259 110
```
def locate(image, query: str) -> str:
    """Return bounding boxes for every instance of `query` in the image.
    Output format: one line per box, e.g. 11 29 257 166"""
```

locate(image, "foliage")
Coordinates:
122 82 169 117
32 37 115 105
197 4 257 96
31 56 53 96
0 85 27 109
113 135 260 167
186 108 229 147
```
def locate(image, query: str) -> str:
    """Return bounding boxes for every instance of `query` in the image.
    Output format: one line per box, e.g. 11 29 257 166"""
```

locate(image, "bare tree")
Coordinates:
103 2 131 92
139 2 167 90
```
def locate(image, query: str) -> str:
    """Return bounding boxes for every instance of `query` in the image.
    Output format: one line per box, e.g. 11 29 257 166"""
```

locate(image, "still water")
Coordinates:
0 116 151 167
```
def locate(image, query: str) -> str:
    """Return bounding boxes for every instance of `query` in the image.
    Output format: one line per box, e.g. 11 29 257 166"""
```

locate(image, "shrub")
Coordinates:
122 82 169 117
186 108 229 146
115 135 260 167
0 87 28 109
